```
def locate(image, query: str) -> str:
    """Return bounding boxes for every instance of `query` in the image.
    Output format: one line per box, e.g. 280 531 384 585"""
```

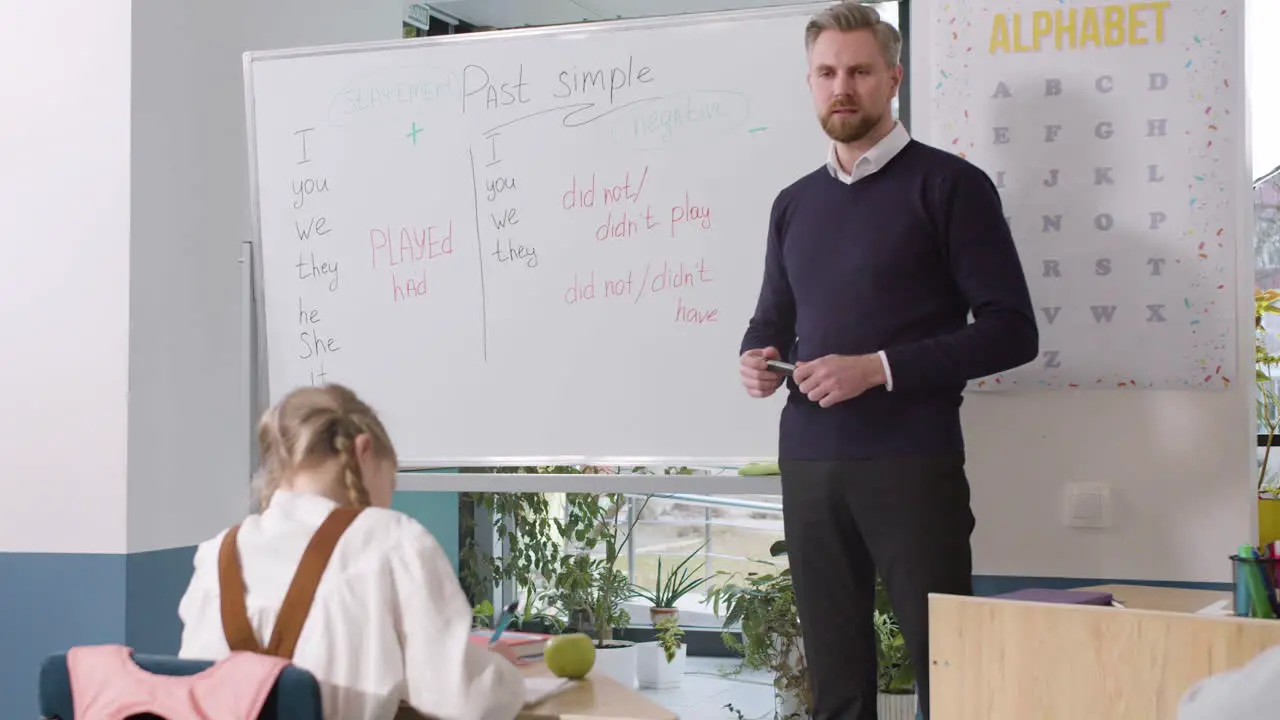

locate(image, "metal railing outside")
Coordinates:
486 491 785 620
618 493 784 589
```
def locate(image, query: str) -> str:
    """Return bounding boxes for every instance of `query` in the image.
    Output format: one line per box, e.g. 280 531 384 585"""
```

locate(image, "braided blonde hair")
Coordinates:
255 384 397 510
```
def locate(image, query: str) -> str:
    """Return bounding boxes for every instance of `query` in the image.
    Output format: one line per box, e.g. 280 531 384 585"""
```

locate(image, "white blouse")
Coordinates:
177 490 525 720
1178 645 1280 719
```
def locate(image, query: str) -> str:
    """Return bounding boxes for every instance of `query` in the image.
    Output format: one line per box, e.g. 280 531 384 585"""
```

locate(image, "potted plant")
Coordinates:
709 541 918 720
457 466 601 629
1257 289 1280 545
470 598 565 635
637 616 686 689
632 542 709 626
458 466 693 623
549 493 647 688
874 584 917 720
705 541 810 719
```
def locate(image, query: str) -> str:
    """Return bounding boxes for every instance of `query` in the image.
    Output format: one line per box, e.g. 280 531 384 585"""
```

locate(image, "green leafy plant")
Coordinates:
548 493 648 647
470 596 565 634
654 616 685 663
1258 290 1280 495
458 470 568 622
547 552 633 645
458 469 694 644
471 599 495 629
709 539 915 715
632 542 709 609
459 466 695 620
874 601 914 694
458 466 616 629
704 540 810 718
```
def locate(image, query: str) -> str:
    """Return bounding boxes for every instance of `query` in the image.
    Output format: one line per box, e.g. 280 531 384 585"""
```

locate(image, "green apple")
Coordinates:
543 633 596 679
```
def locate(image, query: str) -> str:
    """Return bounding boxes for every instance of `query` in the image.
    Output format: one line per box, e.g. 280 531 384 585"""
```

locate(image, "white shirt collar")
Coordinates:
826 121 911 184
264 489 341 522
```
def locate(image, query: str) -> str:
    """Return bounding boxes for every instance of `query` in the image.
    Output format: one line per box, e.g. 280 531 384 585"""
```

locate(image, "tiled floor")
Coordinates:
637 656 778 719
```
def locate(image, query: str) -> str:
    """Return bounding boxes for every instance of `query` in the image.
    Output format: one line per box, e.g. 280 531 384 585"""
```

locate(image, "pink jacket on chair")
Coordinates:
67 644 290 720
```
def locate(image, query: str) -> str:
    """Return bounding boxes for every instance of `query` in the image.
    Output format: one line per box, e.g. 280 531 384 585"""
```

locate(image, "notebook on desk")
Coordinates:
468 630 552 662
993 588 1116 606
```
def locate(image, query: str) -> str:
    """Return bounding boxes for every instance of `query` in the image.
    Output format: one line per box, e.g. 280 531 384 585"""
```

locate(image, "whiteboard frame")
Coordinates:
240 2 838 469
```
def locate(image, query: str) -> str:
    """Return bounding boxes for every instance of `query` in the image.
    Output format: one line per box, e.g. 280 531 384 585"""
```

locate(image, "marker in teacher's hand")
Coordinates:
489 601 519 646
766 360 796 377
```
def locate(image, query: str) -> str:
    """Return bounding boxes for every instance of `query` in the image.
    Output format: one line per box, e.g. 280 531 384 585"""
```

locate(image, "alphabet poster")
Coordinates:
929 1 1244 390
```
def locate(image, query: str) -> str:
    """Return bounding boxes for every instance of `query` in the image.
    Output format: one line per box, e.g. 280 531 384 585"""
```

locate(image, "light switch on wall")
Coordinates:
1064 482 1112 529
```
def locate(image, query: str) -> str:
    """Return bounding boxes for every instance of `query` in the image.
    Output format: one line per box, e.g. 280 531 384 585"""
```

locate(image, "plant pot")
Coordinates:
514 617 559 636
588 640 638 689
649 606 679 626
776 689 805 720
771 636 808 719
877 692 917 720
636 641 685 689
1260 496 1280 546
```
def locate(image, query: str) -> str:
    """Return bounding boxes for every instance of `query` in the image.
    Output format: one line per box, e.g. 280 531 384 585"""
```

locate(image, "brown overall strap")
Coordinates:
219 506 365 659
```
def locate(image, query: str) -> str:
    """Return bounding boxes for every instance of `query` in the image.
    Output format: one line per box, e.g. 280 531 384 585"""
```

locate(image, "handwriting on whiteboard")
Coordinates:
561 169 713 240
565 258 714 302
272 51 748 377
368 222 457 304
461 57 656 114
291 127 341 386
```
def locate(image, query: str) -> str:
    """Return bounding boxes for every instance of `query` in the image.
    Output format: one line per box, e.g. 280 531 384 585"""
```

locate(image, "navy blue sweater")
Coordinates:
740 140 1038 461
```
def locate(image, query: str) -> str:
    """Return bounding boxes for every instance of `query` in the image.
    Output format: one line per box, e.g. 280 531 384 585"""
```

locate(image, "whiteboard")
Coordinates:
243 5 831 466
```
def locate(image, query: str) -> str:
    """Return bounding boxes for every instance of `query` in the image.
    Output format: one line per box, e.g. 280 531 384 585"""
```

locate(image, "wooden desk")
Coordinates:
1075 584 1230 614
517 663 678 720
929 590 1280 719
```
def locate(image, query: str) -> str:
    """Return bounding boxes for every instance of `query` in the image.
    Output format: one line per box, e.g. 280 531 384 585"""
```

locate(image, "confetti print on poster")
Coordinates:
1177 2 1239 391
931 1 978 157
926 0 1243 393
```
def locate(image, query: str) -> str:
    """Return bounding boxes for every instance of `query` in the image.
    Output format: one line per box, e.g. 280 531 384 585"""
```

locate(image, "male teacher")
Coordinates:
738 3 1038 719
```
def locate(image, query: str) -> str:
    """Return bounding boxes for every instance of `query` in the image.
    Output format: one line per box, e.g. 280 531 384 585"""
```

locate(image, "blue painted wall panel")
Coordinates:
126 546 198 655
393 491 460 570
0 553 126 719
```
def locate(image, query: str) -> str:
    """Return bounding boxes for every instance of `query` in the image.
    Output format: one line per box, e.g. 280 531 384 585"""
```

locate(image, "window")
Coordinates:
619 492 785 626
1251 0 1280 454
461 471 787 629
1259 172 1280 290
1247 0 1279 180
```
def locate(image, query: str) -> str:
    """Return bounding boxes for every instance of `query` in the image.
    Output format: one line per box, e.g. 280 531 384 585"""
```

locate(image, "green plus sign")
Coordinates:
406 122 424 145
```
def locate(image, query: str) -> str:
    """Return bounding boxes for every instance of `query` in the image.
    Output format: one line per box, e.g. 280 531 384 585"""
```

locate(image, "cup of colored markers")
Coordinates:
1229 544 1280 619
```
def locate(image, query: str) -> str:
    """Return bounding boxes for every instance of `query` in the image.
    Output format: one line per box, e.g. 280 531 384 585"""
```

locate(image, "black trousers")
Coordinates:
780 455 975 720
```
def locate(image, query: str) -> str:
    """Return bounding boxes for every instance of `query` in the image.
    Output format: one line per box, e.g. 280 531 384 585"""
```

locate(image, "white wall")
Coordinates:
124 0 403 553
0 0 401 555
242 0 401 52
910 3 1255 584
0 2 132 554
125 0 253 553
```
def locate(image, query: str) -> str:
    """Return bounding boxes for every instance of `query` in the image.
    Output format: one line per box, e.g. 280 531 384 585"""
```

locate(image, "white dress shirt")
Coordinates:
178 490 525 720
824 121 912 391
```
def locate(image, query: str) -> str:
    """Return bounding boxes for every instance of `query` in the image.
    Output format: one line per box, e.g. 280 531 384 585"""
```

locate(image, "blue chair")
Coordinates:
38 651 324 720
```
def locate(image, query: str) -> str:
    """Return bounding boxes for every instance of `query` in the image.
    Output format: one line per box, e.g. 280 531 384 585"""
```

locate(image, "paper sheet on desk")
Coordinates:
1195 599 1234 616
524 677 573 706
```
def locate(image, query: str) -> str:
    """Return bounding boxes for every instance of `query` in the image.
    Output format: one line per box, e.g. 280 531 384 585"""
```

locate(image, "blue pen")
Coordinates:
489 601 519 647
